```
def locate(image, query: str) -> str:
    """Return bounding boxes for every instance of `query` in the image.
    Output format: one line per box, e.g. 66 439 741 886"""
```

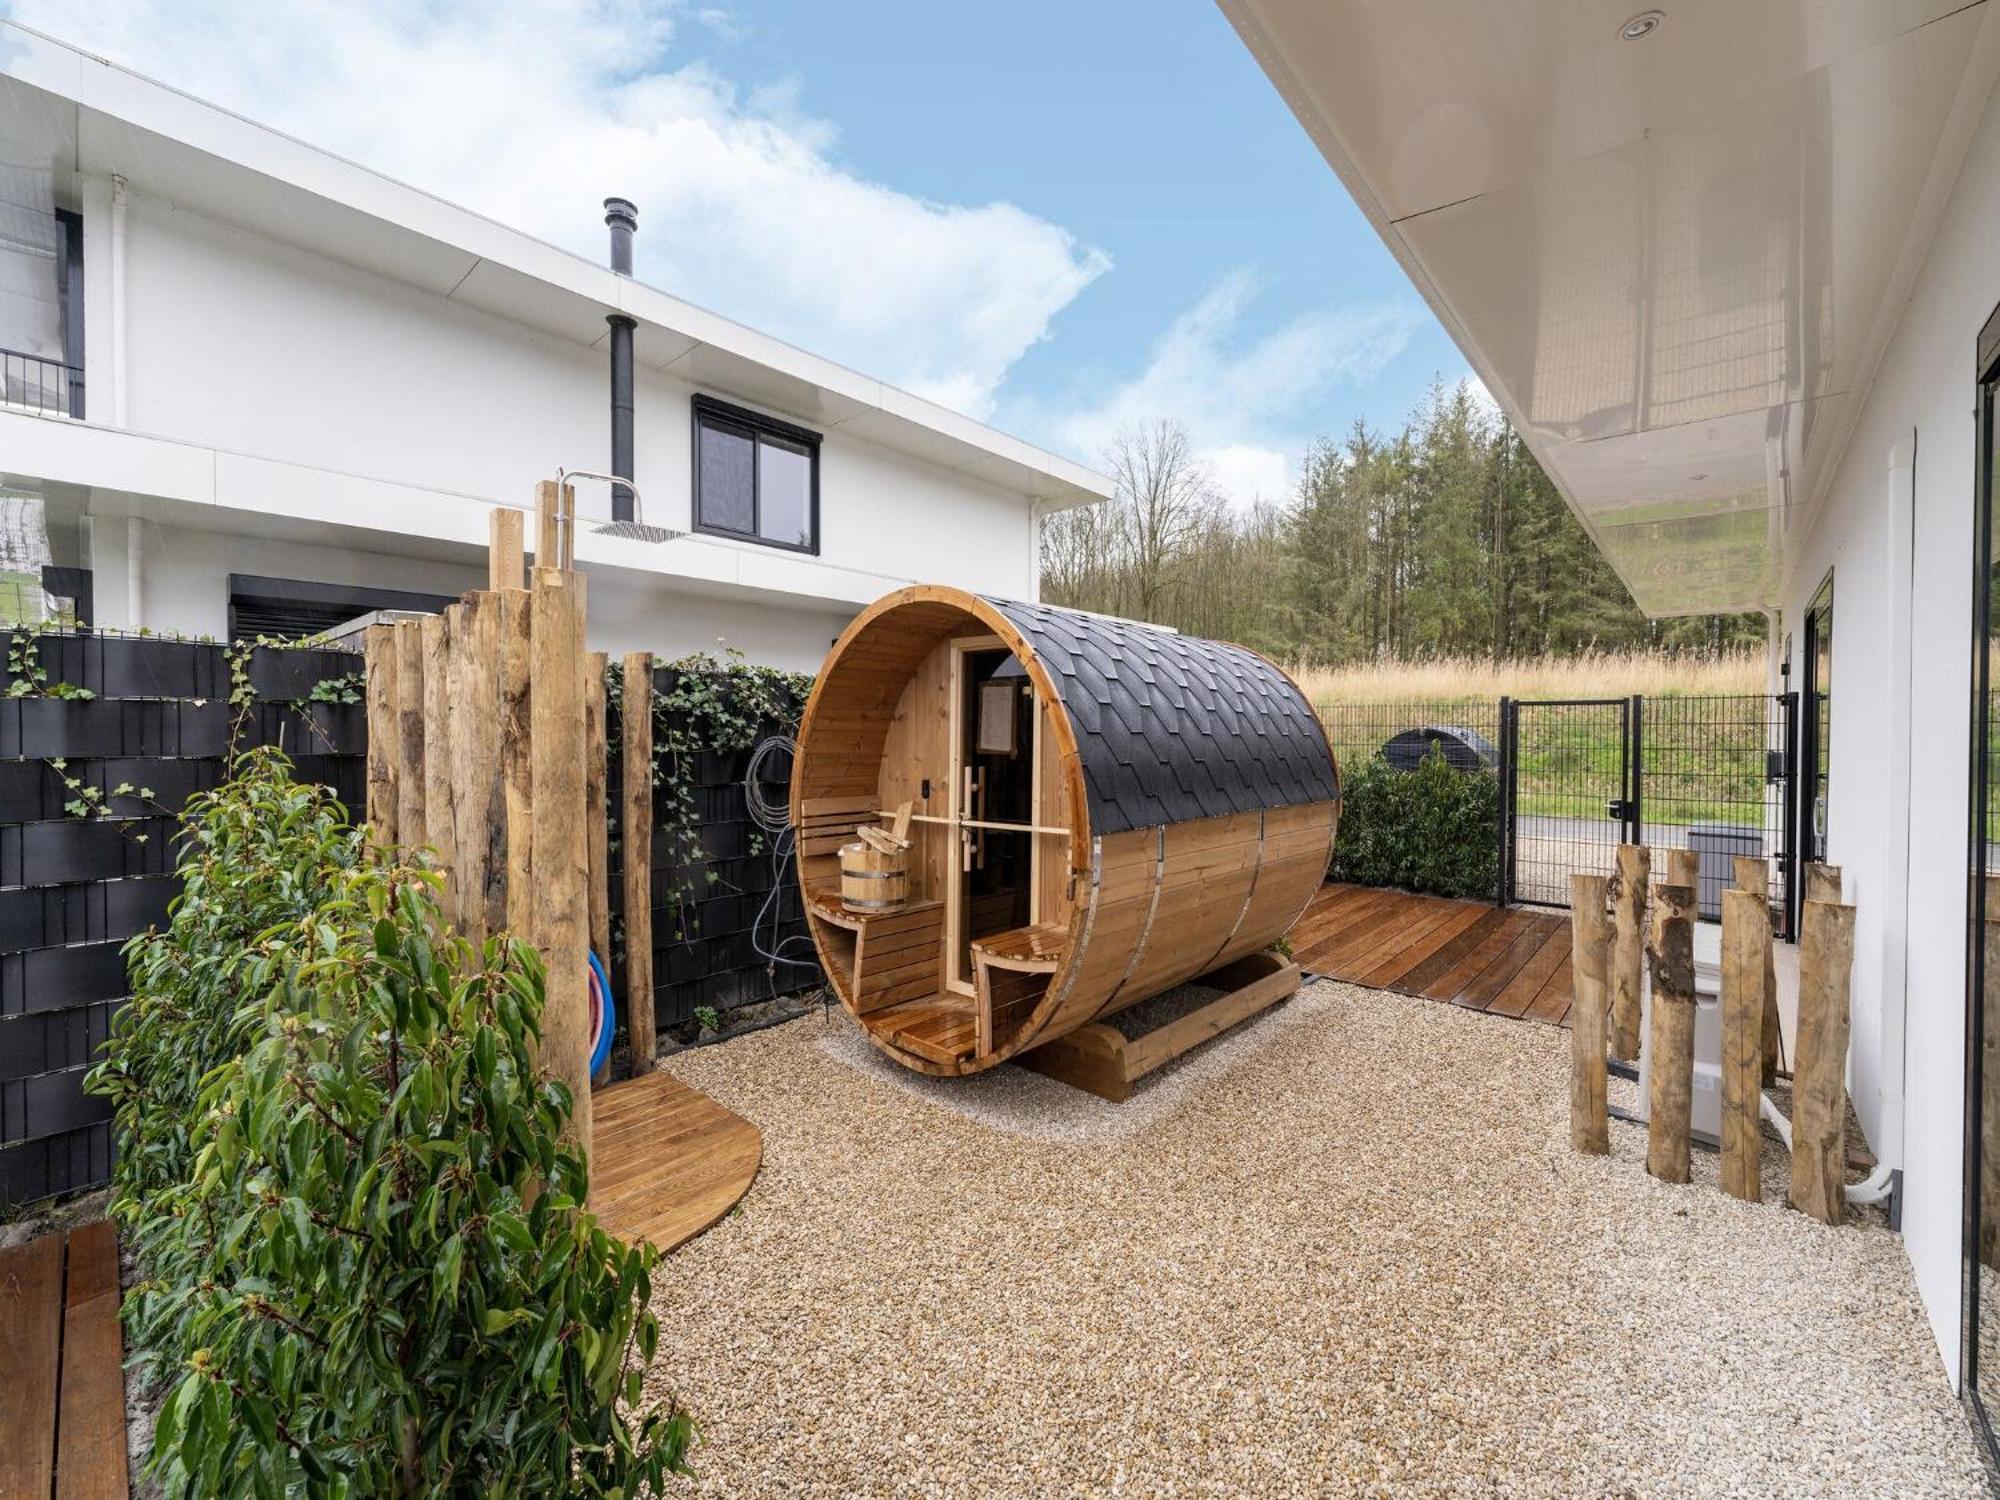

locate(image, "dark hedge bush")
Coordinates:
1329 747 1500 899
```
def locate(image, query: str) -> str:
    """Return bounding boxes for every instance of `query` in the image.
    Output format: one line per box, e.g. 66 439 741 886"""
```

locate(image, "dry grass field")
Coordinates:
1292 648 1764 704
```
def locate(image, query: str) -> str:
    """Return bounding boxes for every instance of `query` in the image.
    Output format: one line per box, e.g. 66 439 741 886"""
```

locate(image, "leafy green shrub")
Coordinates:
1330 747 1500 899
90 747 363 1219
98 757 693 1496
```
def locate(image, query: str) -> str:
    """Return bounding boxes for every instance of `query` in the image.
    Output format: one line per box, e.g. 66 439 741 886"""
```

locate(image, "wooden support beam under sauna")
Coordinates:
791 586 1342 1083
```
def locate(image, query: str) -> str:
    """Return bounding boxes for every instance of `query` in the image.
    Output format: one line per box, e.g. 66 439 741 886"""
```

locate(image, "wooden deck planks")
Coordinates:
1296 884 1574 1030
0 1221 131 1500
0 1232 62 1500
56 1222 127 1500
591 1070 762 1254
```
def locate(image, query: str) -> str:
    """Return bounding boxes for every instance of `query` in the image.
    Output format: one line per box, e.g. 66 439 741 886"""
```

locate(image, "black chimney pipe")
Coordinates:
604 197 638 521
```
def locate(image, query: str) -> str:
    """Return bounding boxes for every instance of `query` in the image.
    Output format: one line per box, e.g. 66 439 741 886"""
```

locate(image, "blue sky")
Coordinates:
11 0 1471 504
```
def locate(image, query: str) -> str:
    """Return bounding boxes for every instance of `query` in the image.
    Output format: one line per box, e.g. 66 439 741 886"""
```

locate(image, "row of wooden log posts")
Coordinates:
1568 848 1857 1224
360 483 661 1168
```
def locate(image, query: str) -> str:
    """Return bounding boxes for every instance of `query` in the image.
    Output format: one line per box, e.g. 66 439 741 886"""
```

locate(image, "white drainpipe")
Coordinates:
110 174 128 428
1853 434 1916 1206
125 515 144 631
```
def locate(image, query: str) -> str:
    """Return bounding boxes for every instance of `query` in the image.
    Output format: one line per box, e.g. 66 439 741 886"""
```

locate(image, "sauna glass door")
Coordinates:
950 647 1038 991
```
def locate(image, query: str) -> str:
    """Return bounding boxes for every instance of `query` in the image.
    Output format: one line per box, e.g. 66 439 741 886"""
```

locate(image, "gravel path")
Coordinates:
641 982 1983 1497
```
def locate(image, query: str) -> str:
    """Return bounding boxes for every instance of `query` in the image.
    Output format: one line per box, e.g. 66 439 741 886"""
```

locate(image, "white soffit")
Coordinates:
1221 0 1998 615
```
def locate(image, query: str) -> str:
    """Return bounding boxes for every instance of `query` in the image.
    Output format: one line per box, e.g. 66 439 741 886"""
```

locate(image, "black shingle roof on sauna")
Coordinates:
982 597 1339 837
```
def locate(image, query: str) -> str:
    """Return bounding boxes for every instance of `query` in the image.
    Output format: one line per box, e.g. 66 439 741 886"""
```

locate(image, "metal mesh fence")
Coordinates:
1316 691 1793 929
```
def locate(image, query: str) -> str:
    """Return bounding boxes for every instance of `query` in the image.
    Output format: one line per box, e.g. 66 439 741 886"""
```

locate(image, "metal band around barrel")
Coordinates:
1105 825 1167 1007
841 868 903 881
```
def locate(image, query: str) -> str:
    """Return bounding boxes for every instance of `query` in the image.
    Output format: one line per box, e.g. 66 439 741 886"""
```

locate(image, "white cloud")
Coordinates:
11 0 1107 417
1006 271 1422 508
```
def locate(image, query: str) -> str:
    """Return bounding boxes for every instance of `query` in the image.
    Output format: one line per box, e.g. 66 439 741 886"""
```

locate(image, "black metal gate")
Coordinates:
1500 697 1637 908
1497 692 1797 933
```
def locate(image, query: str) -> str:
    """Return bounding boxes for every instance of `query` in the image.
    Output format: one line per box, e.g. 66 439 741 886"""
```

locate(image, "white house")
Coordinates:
0 23 1111 673
1222 0 2000 1447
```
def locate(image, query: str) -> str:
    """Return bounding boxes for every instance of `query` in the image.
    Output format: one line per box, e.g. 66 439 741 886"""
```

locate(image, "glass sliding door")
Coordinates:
1965 305 2000 1454
948 643 1039 993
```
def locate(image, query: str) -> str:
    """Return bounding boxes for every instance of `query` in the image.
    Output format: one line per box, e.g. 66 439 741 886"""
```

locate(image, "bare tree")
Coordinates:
1106 420 1214 618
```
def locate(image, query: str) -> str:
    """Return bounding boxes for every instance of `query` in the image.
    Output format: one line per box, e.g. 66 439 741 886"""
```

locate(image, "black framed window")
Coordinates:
692 395 820 554
1964 299 2000 1461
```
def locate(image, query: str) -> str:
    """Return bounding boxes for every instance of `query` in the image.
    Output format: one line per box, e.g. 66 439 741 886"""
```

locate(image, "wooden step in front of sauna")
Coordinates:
870 993 980 1066
1017 951 1298 1101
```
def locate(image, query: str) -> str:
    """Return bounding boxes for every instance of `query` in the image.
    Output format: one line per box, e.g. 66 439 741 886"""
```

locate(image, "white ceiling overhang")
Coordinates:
1221 0 2000 616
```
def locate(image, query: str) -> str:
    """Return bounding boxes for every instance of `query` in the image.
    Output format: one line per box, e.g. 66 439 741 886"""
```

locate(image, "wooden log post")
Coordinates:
1645 878 1698 1184
1720 888 1769 1202
1733 855 1783 1081
1661 845 1698 894
395 621 427 851
500 588 534 939
621 652 656 1069
585 652 612 1060
451 592 503 951
530 566 592 1155
1609 844 1649 1061
489 508 525 593
422 611 458 908
1790 898 1857 1225
363 623 400 845
1805 863 1842 905
1568 873 1611 1155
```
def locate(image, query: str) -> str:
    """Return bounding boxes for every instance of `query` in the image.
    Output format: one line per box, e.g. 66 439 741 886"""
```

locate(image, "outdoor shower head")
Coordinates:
553 469 684 546
592 518 686 544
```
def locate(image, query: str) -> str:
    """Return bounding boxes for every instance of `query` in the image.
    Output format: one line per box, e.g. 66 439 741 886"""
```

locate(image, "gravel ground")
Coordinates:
642 981 1984 1497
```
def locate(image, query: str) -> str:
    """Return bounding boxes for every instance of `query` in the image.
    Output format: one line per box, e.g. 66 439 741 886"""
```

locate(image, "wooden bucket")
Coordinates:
839 840 907 913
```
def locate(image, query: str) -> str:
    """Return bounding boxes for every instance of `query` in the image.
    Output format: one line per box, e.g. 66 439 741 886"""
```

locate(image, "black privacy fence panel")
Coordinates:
614 666 820 1036
1313 693 1795 927
0 629 367 1209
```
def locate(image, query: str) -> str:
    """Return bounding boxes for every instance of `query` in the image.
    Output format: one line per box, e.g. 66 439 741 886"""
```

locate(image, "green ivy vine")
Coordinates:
606 648 811 944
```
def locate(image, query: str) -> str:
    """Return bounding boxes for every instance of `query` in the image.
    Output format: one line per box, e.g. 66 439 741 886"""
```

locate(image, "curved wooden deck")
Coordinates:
590 1070 762 1252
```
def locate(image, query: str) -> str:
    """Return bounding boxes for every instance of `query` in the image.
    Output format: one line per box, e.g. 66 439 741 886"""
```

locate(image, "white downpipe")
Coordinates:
125 516 143 630
1760 1092 1792 1150
1871 434 1916 1190
109 175 128 428
1755 1091 1896 1205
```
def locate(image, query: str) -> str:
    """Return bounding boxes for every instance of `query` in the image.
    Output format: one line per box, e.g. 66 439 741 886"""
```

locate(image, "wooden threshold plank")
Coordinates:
1299 893 1447 970
0 1231 63 1500
1485 923 1570 1018
1321 898 1460 981
1522 950 1575 1027
1351 900 1492 990
1455 916 1563 1011
1287 886 1400 954
1418 909 1536 1001
1392 907 1509 995
57 1223 128 1500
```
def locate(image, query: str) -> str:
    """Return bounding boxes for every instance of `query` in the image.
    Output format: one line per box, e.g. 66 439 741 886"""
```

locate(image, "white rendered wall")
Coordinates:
87 518 853 674
94 186 1037 601
1777 77 2000 1382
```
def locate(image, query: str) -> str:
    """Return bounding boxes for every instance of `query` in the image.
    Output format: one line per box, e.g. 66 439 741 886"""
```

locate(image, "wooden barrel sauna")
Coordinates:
792 586 1340 1078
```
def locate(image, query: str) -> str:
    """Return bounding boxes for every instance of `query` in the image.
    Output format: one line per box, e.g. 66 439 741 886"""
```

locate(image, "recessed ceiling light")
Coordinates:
1621 9 1665 40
